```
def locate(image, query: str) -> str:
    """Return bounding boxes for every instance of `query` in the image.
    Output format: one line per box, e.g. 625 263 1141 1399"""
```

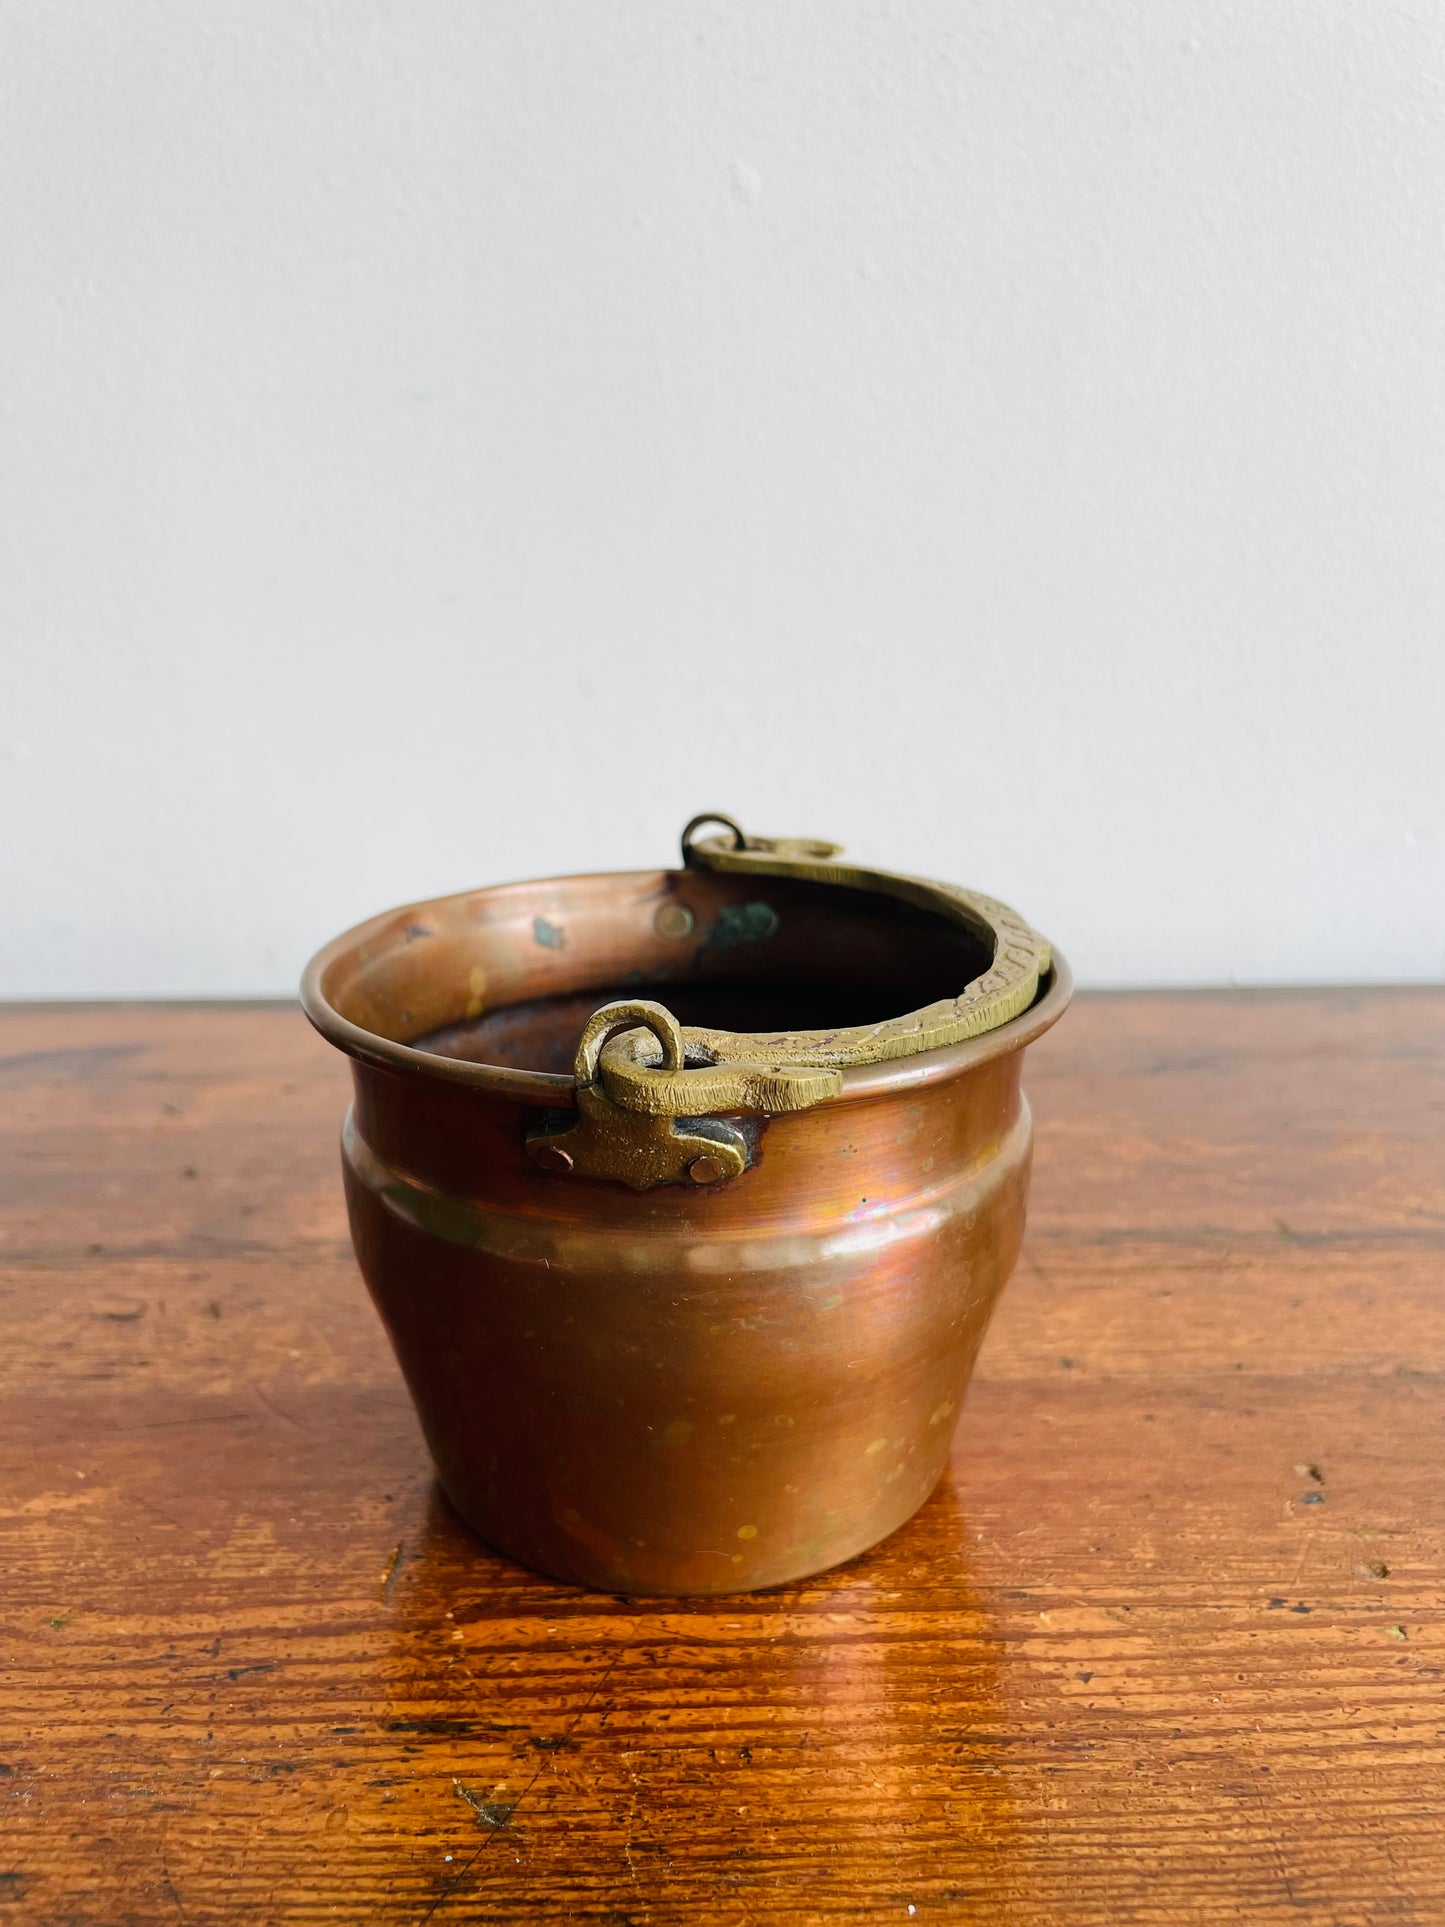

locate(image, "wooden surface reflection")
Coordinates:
1 993 1442 1923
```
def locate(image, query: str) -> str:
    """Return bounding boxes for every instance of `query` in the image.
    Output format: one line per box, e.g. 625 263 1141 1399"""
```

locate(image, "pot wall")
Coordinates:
340 1046 1034 1594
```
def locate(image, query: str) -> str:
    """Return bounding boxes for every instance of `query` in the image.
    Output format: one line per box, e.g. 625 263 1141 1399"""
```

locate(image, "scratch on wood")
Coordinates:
161 1862 185 1919
380 1542 404 1602
454 1781 515 1829
251 1381 310 1433
418 1644 629 1922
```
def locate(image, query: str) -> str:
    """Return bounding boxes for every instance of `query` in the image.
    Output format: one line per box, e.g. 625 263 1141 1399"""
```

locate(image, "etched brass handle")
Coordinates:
585 816 1052 1121
597 1025 841 1117
678 814 1051 1073
524 817 1053 1188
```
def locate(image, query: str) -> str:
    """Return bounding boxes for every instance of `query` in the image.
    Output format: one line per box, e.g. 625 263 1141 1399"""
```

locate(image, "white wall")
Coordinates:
3 0 1442 997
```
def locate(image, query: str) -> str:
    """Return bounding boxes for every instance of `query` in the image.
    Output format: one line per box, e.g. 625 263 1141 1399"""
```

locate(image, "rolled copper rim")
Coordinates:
300 875 1071 1110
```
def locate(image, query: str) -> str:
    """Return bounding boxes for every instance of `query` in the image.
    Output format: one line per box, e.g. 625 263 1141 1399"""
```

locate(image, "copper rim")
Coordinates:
300 871 1071 1111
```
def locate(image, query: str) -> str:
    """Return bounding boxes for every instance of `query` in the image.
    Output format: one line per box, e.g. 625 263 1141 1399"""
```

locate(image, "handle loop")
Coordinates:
574 999 686 1086
680 812 748 865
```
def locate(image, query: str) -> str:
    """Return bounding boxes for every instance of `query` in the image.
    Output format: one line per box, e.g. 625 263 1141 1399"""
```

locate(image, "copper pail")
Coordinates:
302 815 1070 1594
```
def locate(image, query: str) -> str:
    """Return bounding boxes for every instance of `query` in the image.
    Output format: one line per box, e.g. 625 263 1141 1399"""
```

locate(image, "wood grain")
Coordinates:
1 991 1442 1925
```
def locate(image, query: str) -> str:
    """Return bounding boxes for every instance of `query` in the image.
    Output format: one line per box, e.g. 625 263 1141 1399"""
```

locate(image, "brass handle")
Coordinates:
523 815 1053 1188
678 814 1050 1070
597 1024 840 1117
561 992 842 1121
592 811 1049 1115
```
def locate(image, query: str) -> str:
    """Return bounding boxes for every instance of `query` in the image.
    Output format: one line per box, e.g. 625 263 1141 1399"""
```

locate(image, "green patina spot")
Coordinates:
698 901 779 959
533 916 566 949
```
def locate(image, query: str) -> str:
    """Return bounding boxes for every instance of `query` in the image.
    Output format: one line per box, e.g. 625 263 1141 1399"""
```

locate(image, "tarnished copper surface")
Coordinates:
302 841 1069 1595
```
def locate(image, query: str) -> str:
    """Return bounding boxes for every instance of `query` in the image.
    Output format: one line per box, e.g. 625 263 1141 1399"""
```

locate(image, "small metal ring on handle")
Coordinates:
527 996 750 1189
685 813 844 868
681 812 748 865
574 999 686 1086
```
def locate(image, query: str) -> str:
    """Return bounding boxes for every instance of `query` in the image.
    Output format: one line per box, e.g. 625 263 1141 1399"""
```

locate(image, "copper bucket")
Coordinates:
302 815 1069 1595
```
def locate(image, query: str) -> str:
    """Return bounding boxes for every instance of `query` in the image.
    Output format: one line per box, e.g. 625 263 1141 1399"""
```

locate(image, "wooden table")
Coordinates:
2 992 1442 1925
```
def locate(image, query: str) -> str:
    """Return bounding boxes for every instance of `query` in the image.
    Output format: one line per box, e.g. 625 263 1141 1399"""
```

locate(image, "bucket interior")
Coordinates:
318 868 998 1077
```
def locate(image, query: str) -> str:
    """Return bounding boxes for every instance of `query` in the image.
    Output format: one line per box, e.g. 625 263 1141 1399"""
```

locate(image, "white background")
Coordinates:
3 0 1442 997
